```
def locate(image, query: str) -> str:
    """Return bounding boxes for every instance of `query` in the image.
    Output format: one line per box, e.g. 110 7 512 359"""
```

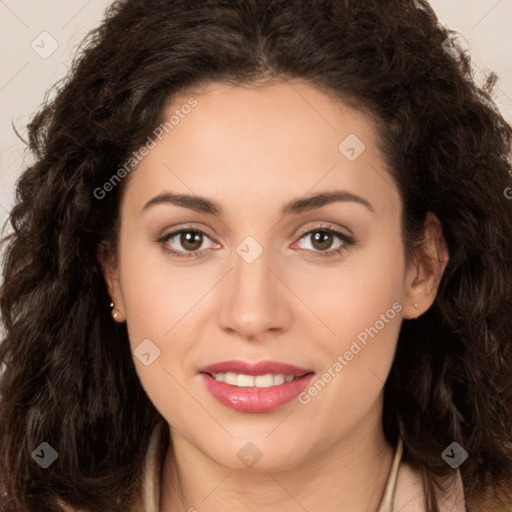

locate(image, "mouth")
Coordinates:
205 372 301 387
199 360 315 413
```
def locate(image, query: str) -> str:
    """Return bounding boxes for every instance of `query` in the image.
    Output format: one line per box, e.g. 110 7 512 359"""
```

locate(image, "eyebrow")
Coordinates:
141 190 375 216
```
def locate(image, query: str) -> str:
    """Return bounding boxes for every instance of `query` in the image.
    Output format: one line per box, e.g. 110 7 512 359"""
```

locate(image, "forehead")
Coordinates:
124 80 399 218
168 80 376 155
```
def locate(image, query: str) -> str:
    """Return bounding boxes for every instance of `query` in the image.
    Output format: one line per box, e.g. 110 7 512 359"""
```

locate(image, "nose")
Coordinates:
217 242 292 342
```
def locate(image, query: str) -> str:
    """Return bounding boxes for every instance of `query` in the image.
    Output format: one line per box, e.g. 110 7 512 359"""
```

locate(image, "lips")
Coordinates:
199 360 312 377
199 360 315 413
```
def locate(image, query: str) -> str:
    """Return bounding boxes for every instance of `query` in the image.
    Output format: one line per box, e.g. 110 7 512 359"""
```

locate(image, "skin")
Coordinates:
101 80 449 512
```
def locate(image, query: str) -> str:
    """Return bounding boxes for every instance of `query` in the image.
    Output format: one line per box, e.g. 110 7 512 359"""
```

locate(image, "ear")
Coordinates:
402 212 449 319
97 241 126 322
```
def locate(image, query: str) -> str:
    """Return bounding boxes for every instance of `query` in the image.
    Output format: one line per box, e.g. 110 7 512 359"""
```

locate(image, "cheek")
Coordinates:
299 237 405 350
116 227 204 345
294 234 405 414
117 245 201 422
116 232 209 419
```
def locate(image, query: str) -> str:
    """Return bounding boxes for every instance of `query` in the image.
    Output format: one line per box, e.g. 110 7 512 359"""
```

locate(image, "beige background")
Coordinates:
1 0 512 229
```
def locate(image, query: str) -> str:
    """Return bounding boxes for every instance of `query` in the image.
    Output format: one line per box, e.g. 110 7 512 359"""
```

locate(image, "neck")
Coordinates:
160 403 394 512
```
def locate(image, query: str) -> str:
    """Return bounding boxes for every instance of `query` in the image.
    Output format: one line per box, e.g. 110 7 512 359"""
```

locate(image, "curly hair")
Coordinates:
1 0 512 510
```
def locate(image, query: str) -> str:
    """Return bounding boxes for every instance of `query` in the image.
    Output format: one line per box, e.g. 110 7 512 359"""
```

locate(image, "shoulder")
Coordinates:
136 419 167 512
394 460 466 512
57 422 167 512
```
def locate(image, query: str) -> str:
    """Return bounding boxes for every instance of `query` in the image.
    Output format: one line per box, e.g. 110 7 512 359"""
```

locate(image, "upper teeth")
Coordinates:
212 372 296 387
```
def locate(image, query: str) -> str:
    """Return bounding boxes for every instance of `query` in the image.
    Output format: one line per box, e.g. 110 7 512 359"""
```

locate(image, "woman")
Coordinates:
1 0 511 511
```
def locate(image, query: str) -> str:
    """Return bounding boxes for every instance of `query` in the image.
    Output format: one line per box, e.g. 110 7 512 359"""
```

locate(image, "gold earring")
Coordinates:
413 303 419 309
110 302 120 321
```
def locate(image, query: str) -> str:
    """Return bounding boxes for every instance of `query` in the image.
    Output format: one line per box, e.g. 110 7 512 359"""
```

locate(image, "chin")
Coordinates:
202 439 311 473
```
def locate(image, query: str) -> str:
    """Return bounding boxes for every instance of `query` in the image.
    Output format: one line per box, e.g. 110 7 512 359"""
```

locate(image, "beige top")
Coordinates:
134 421 467 512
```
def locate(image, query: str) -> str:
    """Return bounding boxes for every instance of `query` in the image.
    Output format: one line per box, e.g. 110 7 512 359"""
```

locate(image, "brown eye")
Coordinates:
179 231 204 251
294 225 356 258
310 230 335 251
158 227 216 258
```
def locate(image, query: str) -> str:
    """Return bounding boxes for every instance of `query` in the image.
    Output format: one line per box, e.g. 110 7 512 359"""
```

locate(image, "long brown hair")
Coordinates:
1 0 512 510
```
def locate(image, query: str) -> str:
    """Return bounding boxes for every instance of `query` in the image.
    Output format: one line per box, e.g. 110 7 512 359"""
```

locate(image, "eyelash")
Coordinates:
156 224 357 259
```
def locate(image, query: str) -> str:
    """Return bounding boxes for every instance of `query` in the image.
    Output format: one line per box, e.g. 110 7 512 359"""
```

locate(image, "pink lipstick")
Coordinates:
199 360 315 413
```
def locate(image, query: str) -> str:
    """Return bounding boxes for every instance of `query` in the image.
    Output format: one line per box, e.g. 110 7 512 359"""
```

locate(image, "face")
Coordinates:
102 80 446 471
